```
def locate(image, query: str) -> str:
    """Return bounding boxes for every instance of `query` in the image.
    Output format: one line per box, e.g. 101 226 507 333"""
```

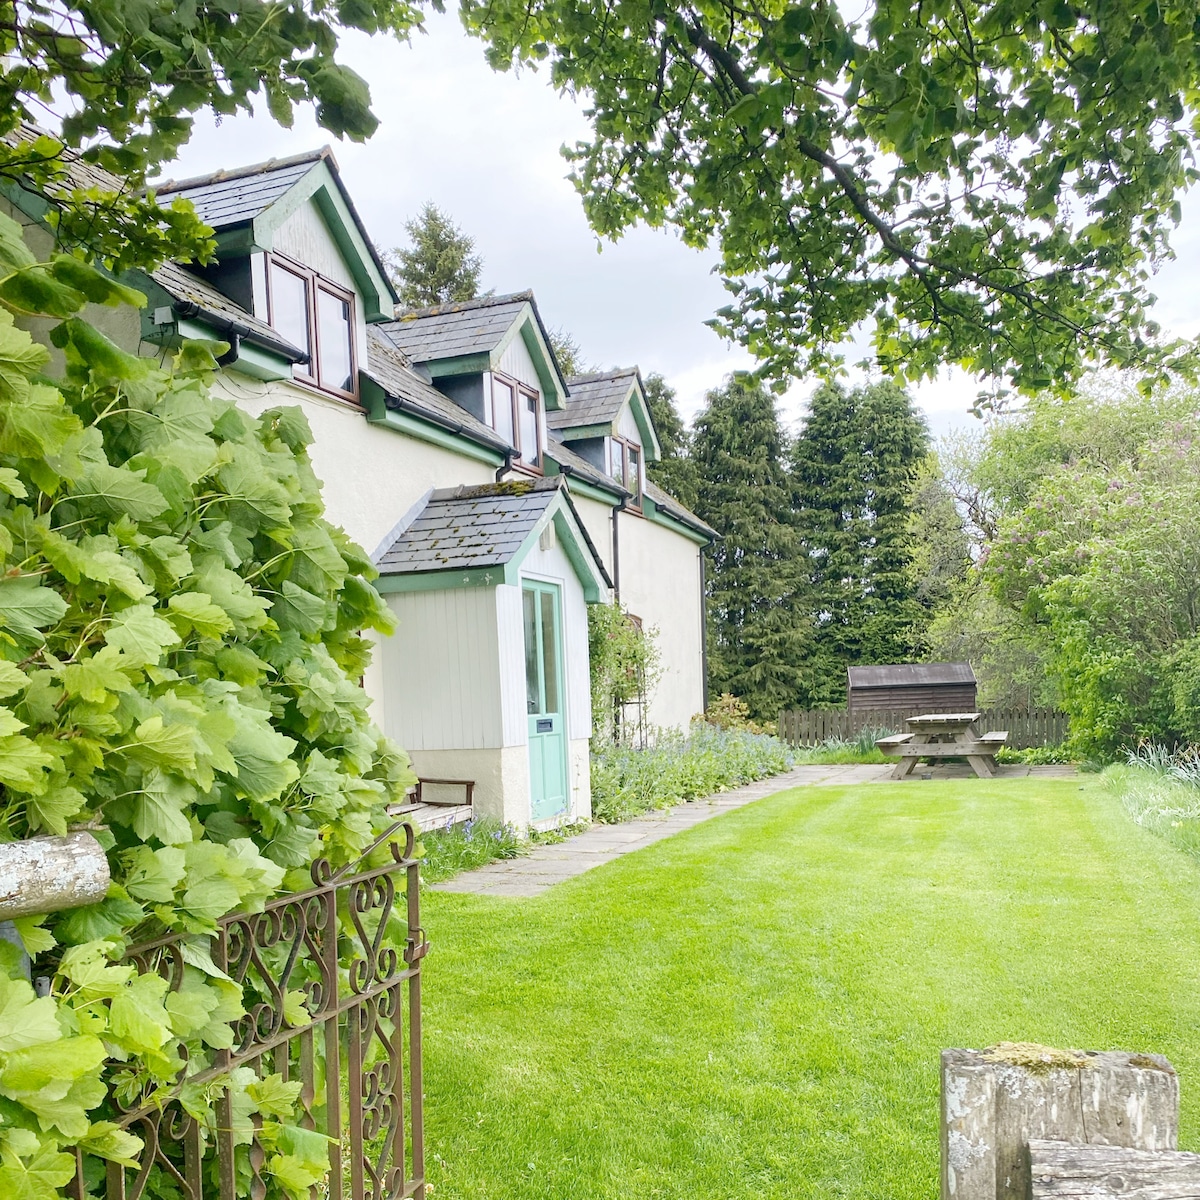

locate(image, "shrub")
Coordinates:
590 724 794 823
0 211 410 1199
1103 744 1200 862
702 692 773 735
588 603 660 744
791 733 891 765
996 743 1072 765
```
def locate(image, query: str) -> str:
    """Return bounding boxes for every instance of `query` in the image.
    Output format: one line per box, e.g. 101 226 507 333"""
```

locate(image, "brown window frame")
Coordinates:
610 436 643 510
265 252 359 404
491 371 543 473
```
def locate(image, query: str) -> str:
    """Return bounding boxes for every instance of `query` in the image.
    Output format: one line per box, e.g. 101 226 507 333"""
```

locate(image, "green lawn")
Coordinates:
421 778 1200 1199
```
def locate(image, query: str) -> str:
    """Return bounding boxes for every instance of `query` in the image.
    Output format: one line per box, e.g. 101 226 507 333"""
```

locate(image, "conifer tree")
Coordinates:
642 373 699 510
390 203 484 309
791 379 930 703
691 375 812 719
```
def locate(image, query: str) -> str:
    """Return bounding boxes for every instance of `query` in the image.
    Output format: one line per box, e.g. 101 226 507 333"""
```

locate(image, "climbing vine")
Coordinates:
587 602 660 745
0 208 413 1199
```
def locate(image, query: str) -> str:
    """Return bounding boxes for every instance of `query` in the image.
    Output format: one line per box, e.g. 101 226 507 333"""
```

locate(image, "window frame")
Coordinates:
491 370 543 473
265 252 359 403
610 436 643 510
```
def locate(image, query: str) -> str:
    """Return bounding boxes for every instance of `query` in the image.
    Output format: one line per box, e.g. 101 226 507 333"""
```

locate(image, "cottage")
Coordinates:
1 137 716 829
846 662 978 715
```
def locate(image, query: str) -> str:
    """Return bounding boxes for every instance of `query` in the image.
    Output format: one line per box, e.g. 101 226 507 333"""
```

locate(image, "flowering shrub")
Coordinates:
590 723 794 824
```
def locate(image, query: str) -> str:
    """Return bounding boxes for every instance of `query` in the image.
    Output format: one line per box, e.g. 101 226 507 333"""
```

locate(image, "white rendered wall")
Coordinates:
571 493 616 580
616 513 706 733
207 373 494 554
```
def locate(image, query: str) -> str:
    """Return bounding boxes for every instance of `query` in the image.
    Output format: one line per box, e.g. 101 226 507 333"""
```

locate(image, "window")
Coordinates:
266 254 357 401
609 437 643 508
491 373 542 470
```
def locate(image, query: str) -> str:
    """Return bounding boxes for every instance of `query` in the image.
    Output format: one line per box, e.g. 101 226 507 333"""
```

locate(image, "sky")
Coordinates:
161 9 1200 443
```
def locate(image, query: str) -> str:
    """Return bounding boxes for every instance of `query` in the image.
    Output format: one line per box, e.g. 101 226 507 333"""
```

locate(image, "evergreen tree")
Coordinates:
642 372 699 510
390 203 484 309
691 375 813 720
548 327 590 378
791 379 930 704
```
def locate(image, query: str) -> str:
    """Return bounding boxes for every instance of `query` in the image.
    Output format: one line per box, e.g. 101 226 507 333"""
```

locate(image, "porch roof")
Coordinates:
373 476 612 599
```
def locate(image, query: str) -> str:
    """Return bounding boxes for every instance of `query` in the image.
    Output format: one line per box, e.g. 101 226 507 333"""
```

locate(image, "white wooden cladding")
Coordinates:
381 588 503 751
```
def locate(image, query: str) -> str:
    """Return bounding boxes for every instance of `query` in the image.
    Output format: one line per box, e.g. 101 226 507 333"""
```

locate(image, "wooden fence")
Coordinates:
777 707 1068 750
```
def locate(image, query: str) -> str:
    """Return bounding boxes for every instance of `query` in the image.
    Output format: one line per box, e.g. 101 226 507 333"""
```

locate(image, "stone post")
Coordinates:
941 1044 1178 1200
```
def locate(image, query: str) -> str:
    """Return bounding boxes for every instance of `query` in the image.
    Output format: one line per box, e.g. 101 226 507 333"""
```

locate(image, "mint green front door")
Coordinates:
523 581 568 820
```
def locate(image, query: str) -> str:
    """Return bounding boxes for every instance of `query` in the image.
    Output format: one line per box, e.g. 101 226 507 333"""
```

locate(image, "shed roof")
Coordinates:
847 662 976 689
548 369 639 429
381 292 536 363
363 325 510 456
154 150 324 227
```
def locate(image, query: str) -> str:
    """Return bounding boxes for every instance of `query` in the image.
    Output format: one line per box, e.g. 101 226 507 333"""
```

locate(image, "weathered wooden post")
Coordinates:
941 1044 1178 1200
0 832 110 977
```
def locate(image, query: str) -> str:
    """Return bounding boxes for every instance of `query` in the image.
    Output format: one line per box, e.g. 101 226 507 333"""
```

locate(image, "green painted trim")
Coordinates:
213 225 256 256
561 475 621 507
229 341 293 381
375 567 499 593
1 180 49 223
361 381 506 467
491 308 566 409
626 379 663 462
251 161 393 322
505 500 608 602
421 353 492 378
644 497 711 545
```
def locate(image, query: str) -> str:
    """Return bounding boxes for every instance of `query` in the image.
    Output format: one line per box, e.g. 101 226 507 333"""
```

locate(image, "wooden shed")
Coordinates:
846 662 977 714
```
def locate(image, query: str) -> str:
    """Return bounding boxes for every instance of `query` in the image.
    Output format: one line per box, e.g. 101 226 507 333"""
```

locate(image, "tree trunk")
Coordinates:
0 832 110 919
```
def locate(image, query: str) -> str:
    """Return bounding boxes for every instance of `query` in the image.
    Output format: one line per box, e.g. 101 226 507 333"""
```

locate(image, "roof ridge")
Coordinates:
567 368 638 384
153 147 331 195
392 290 533 321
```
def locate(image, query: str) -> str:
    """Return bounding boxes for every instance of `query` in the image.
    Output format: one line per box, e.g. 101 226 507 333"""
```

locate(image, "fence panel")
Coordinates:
70 820 426 1200
777 706 1068 750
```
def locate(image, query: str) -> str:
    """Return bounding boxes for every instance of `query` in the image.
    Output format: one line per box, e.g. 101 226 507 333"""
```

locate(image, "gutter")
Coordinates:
171 298 308 365
378 392 509 461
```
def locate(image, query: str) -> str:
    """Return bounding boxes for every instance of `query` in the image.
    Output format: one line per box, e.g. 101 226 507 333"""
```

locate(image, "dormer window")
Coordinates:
609 437 643 508
267 253 357 401
490 372 542 470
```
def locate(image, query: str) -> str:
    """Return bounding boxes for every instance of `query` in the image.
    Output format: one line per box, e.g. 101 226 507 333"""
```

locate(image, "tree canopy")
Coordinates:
1 0 429 272
389 202 485 310
461 0 1200 399
642 372 699 509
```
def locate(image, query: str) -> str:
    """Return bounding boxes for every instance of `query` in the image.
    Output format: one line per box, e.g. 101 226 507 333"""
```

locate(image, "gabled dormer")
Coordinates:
378 293 567 473
548 369 662 511
150 148 396 402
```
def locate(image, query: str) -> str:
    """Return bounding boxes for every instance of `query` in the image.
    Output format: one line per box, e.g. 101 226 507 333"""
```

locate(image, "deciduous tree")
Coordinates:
462 0 1200 397
642 372 699 509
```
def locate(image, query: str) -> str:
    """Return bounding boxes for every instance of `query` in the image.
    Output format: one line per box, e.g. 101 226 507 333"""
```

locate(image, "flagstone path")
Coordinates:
434 761 1079 898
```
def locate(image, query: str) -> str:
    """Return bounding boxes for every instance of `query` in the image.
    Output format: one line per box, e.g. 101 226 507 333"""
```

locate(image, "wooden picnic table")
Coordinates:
876 712 1008 780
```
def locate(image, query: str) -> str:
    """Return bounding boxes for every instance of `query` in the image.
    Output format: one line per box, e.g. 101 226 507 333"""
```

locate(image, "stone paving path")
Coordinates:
432 760 1080 899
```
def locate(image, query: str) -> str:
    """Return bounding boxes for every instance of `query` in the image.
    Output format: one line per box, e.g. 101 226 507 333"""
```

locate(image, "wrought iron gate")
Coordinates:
70 821 427 1200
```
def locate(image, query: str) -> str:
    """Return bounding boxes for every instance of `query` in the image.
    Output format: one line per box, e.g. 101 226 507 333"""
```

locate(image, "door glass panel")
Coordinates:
518 391 539 465
317 287 354 393
523 588 540 714
540 590 559 715
493 379 515 445
270 263 310 363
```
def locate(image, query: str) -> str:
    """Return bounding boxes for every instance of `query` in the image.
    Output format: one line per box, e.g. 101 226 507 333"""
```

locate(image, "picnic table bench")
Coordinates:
876 712 1008 779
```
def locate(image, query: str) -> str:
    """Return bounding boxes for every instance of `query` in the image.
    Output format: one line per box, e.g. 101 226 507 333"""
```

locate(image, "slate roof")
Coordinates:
150 261 306 361
363 326 510 455
380 293 534 364
154 150 326 228
375 477 563 576
548 369 639 431
847 662 976 689
545 434 628 499
644 480 717 541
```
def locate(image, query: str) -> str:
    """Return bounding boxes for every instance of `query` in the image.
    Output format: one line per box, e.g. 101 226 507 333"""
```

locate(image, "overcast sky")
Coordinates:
162 10 1200 443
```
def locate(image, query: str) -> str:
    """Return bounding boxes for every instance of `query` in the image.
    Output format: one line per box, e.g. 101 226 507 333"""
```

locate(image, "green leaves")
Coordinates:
0 203 416 1199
